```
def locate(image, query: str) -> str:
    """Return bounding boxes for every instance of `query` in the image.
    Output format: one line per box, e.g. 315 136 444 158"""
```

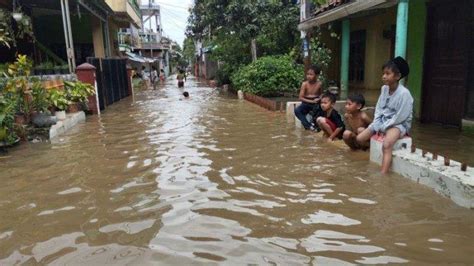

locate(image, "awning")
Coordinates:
298 0 396 31
126 52 156 63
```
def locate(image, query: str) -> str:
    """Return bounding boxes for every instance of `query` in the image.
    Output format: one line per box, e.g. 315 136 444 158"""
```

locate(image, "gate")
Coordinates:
87 58 130 110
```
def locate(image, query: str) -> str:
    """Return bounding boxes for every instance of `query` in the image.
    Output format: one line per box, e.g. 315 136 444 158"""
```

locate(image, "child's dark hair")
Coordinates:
321 92 336 103
307 65 321 75
183 91 189 97
382 57 409 80
382 61 400 76
348 93 365 109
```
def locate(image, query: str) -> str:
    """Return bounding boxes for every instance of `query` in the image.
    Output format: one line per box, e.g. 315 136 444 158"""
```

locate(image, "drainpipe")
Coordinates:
340 19 350 99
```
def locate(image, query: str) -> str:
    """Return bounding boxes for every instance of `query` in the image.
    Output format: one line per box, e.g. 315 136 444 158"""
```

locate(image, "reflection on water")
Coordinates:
0 77 473 264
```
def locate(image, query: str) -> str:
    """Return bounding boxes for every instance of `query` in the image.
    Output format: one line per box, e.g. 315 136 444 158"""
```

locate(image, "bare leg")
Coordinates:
381 127 402 174
343 130 358 150
356 127 373 149
317 117 333 137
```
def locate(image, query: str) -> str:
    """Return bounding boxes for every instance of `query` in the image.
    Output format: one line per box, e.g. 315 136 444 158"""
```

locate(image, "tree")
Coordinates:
186 0 301 84
182 37 196 66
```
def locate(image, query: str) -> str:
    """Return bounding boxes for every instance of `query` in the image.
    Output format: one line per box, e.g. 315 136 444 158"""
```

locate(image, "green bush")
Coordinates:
231 55 303 97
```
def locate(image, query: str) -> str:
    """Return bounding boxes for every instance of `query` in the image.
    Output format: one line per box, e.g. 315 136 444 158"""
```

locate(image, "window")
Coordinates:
349 30 366 82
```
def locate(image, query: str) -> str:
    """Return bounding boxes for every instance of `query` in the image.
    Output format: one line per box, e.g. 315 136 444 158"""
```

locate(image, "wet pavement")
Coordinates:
0 76 473 264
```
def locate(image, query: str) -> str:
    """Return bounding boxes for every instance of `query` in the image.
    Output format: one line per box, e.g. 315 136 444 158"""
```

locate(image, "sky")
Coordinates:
141 0 193 47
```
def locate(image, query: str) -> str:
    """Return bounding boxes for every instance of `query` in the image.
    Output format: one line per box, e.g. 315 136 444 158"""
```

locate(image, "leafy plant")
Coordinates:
186 0 301 83
0 8 34 48
48 89 69 111
31 82 50 113
64 81 95 104
231 55 304 97
0 9 14 48
310 27 333 88
4 55 33 117
0 95 17 142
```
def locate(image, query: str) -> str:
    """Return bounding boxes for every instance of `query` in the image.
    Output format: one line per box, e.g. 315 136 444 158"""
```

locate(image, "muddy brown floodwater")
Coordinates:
0 77 473 265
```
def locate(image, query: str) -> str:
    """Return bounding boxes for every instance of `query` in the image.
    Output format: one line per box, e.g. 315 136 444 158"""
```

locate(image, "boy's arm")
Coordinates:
329 112 345 141
380 92 413 132
370 88 385 132
361 112 372 127
328 127 343 141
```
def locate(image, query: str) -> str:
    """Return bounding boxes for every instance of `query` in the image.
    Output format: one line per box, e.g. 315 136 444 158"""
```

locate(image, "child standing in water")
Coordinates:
356 57 413 174
294 65 322 130
177 69 185 88
343 94 372 150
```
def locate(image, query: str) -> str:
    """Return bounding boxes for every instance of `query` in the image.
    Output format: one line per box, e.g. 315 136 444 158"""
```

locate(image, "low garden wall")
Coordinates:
242 92 289 112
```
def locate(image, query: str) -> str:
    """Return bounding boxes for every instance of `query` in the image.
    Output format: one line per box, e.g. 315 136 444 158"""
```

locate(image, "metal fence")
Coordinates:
86 58 129 110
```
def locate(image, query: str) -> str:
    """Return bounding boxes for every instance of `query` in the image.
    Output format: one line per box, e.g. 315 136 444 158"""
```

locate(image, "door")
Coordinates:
421 0 470 127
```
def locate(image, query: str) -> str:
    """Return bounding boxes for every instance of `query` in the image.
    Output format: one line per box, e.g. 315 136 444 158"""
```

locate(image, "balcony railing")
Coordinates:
140 3 160 11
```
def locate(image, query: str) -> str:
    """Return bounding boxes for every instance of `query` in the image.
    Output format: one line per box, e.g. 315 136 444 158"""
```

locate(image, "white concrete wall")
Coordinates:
370 136 474 209
49 112 86 139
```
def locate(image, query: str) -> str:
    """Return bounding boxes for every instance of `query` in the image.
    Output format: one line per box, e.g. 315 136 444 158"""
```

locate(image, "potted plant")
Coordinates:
4 55 33 125
49 89 69 120
64 81 95 113
31 82 57 128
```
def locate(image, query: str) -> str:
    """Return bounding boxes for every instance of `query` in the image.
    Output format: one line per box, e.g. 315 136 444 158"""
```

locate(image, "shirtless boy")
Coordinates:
342 94 372 150
294 65 322 130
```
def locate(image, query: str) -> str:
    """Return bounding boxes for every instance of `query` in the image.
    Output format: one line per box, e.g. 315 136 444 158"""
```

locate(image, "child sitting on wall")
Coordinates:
316 92 345 142
356 56 414 174
294 65 323 130
343 94 372 150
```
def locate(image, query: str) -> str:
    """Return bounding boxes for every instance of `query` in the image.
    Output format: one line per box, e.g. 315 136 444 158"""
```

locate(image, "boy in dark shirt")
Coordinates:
315 93 345 142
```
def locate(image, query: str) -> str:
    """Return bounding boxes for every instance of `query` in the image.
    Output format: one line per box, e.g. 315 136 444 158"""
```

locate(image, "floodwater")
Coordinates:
0 77 473 265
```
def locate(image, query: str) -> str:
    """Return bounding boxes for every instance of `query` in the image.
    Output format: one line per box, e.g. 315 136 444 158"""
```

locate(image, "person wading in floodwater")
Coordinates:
177 69 185 88
294 65 323 131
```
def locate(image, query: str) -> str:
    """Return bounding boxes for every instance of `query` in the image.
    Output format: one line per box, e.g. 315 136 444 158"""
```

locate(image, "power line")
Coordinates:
154 1 190 11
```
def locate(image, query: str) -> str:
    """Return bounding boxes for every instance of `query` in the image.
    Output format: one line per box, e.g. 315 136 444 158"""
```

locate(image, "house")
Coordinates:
118 1 171 76
0 0 142 73
298 0 473 129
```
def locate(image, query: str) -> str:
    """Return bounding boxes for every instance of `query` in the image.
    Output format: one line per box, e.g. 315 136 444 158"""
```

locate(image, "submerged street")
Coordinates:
0 77 473 264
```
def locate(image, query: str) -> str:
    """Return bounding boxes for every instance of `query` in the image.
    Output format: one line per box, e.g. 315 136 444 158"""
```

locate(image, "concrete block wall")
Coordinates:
370 136 474 209
369 135 412 165
392 149 474 209
49 112 86 139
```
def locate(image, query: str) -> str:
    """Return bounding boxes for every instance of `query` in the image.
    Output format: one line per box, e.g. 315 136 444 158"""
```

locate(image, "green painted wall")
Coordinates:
406 0 427 118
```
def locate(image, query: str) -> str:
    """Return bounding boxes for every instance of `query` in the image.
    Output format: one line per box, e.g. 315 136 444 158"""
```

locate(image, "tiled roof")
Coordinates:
313 0 351 16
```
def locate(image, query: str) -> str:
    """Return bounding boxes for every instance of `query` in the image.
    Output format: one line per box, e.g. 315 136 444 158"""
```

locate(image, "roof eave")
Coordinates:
298 0 396 31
